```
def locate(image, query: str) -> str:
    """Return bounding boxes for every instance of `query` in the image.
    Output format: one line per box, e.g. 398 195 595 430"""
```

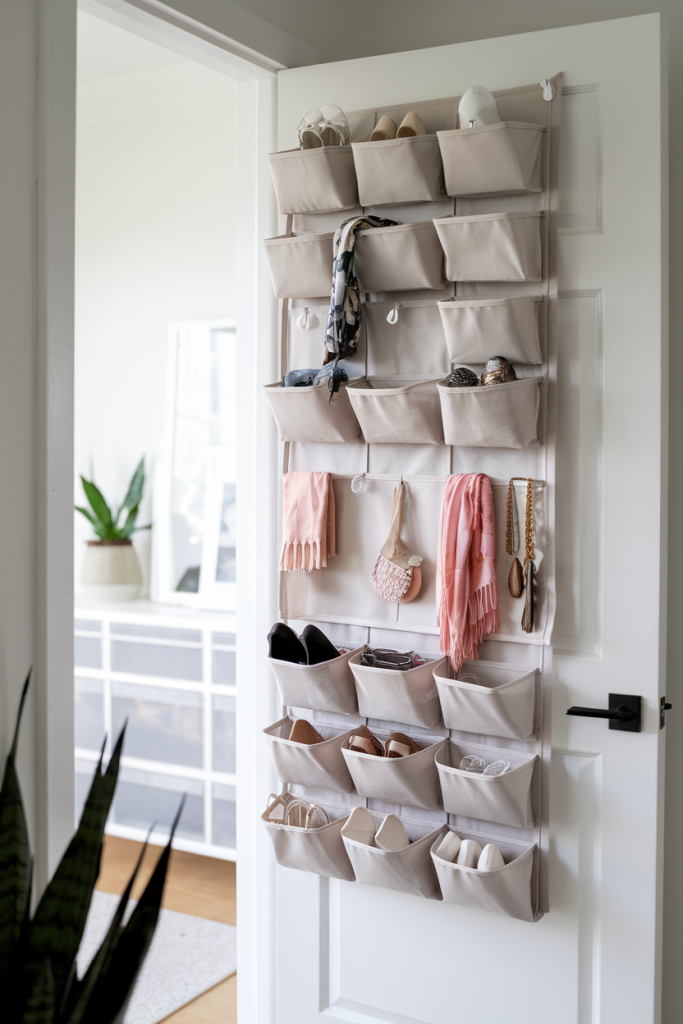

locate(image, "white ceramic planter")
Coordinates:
80 540 142 602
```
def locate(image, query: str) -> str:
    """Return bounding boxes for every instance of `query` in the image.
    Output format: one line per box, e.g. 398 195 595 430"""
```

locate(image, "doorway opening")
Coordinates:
73 10 237 1021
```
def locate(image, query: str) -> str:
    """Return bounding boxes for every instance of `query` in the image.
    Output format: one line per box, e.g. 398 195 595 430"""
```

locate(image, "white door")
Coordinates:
258 14 666 1024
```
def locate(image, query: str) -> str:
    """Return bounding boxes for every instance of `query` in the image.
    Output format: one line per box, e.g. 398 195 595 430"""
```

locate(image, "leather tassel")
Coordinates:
508 557 524 598
521 560 534 633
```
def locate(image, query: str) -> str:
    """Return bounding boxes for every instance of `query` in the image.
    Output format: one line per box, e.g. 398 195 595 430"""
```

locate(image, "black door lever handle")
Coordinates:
566 693 641 733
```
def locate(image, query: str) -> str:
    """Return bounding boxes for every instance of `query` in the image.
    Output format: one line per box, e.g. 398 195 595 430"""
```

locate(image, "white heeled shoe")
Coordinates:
297 104 349 149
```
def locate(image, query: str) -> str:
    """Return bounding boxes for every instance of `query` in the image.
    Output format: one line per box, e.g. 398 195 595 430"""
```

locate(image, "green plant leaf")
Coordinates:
82 799 184 1024
20 958 55 1024
131 524 152 533
116 502 139 541
24 728 125 1011
74 508 107 541
0 671 32 965
61 836 150 1024
80 479 112 530
114 459 145 529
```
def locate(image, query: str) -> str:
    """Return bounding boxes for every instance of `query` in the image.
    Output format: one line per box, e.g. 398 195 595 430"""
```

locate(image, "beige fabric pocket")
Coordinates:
437 296 542 365
354 221 445 292
268 146 358 215
341 737 444 809
433 660 537 741
263 231 334 298
342 818 444 899
351 135 446 206
436 740 538 828
349 652 446 729
264 380 362 443
433 211 543 282
264 716 356 793
364 301 448 376
269 646 365 716
437 376 542 448
347 377 444 444
262 811 356 880
437 122 545 197
431 829 537 921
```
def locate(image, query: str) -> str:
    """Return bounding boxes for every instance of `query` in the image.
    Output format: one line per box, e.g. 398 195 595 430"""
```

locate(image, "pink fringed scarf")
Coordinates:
280 471 336 572
436 474 499 671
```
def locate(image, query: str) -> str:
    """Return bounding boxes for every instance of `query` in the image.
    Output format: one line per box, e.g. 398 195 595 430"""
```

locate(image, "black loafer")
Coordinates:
267 622 306 664
300 624 339 665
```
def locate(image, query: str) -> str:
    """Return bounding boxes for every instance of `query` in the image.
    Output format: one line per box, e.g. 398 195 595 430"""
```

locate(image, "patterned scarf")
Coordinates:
323 215 400 365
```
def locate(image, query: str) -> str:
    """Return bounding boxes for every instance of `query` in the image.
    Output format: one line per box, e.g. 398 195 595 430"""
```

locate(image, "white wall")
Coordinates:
75 13 237 594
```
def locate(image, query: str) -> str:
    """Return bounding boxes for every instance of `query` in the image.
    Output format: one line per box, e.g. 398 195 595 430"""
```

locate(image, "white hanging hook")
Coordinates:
297 307 317 330
386 302 401 325
540 80 556 101
351 473 368 494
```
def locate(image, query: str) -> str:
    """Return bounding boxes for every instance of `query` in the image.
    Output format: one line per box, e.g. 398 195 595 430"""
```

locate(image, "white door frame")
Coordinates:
39 1 282 1019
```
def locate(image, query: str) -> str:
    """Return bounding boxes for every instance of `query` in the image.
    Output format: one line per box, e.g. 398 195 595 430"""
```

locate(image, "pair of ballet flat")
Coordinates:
435 831 505 871
344 806 411 851
297 104 349 149
369 110 425 141
267 621 340 666
347 725 420 759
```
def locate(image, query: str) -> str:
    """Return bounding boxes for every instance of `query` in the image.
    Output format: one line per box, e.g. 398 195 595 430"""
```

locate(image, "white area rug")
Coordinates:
77 889 237 1024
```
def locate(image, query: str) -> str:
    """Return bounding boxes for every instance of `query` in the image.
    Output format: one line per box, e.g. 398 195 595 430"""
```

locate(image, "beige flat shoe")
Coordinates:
369 114 397 141
289 719 323 745
397 111 425 138
375 813 411 851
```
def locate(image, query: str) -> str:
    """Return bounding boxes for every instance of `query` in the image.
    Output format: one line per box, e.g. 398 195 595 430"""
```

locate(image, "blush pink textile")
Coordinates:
280 471 336 572
436 473 499 671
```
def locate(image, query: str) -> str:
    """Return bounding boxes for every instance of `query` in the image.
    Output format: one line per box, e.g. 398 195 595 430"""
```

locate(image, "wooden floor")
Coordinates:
97 835 237 1024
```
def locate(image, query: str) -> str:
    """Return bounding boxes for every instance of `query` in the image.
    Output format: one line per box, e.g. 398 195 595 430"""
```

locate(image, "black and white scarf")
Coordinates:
323 215 400 366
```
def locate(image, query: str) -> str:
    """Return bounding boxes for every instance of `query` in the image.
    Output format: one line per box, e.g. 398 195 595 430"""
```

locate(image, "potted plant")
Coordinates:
76 457 151 601
0 672 180 1023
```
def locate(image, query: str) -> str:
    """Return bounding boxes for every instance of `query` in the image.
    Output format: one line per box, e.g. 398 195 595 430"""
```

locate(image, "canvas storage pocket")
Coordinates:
346 377 444 444
437 376 542 448
269 645 366 716
354 221 445 292
351 135 446 206
264 379 362 443
268 146 359 215
262 810 356 880
431 828 537 921
433 659 537 741
348 652 446 729
433 211 543 282
437 122 545 197
436 740 537 828
264 716 356 793
263 231 334 298
437 296 543 365
364 300 447 377
341 818 444 899
341 736 444 810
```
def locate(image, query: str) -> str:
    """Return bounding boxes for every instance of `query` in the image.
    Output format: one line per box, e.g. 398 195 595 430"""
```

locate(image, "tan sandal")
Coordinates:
288 719 323 745
348 725 384 756
385 732 421 758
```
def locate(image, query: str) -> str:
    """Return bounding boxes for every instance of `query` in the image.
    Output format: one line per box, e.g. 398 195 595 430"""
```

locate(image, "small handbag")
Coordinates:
371 481 423 603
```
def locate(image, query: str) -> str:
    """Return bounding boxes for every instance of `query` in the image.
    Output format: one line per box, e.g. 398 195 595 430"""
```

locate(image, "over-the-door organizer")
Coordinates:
263 80 561 923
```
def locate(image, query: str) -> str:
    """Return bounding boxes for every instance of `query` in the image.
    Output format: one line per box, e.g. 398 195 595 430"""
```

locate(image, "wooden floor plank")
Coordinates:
96 835 237 1024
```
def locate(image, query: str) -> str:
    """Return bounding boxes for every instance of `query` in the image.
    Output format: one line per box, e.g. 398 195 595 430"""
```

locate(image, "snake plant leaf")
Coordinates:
85 798 185 1024
74 508 107 541
116 501 139 541
24 728 125 1010
119 458 145 515
0 671 32 967
61 836 150 1024
20 958 55 1024
80 478 112 530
